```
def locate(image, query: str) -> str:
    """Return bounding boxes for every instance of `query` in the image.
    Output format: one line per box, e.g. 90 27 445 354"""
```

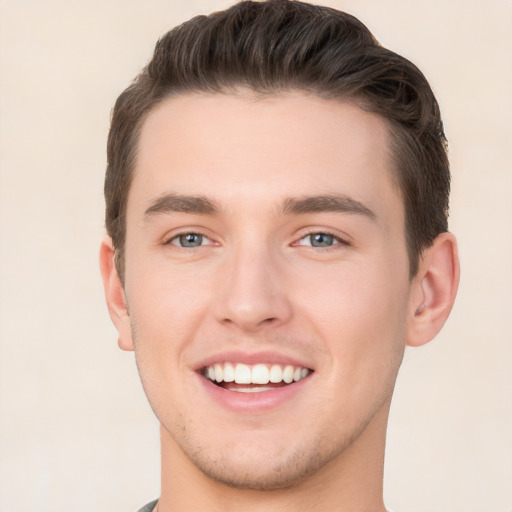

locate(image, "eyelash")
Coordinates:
164 229 349 250
165 231 215 248
295 230 350 250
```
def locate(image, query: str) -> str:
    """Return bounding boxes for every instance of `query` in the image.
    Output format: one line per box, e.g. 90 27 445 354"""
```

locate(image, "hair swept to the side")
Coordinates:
106 0 449 280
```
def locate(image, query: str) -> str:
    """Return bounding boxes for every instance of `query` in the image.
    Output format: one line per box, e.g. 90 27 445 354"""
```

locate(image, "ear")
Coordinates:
406 232 460 347
99 237 134 351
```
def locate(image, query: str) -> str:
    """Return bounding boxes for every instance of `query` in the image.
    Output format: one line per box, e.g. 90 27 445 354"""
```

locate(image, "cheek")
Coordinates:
127 253 213 321
297 260 410 368
124 263 211 418
124 257 216 380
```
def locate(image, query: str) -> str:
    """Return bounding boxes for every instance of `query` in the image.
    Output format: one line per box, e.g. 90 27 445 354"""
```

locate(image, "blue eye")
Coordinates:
308 233 335 247
171 233 206 247
298 233 343 248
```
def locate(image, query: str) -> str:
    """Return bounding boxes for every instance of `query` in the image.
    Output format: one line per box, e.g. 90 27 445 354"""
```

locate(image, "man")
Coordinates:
99 1 459 511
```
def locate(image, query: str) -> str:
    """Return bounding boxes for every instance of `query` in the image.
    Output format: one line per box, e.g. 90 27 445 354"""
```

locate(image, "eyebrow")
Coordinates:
281 194 377 220
144 194 219 219
144 193 376 221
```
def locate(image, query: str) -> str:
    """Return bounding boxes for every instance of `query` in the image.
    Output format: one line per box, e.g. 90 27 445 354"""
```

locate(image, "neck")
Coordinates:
157 400 391 512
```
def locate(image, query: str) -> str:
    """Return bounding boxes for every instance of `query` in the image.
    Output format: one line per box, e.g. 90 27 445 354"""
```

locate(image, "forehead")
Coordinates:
129 92 402 224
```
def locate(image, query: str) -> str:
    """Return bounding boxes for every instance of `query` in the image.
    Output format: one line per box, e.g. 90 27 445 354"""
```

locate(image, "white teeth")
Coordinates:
204 362 311 386
223 362 235 382
227 386 274 393
234 363 252 384
269 364 283 383
214 363 223 383
283 365 294 384
251 364 270 384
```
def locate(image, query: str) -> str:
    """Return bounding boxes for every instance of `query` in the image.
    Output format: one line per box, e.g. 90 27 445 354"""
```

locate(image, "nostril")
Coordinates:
220 315 278 330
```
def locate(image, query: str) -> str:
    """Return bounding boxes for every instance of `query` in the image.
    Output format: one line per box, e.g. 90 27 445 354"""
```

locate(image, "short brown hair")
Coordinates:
106 0 449 280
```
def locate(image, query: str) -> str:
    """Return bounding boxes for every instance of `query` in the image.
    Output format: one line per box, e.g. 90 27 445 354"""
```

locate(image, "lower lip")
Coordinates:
197 374 311 413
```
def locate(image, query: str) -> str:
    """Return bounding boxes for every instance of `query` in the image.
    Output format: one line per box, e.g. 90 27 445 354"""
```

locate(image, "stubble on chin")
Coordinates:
165 420 365 492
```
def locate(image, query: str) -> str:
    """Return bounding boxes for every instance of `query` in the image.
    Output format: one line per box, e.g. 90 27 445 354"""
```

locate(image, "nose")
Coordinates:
214 244 293 332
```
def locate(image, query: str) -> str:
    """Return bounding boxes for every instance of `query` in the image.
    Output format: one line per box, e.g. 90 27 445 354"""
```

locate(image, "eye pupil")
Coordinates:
311 233 334 247
179 233 203 247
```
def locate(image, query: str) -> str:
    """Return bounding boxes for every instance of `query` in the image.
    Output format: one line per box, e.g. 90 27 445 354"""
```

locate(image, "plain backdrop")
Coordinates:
0 1 511 511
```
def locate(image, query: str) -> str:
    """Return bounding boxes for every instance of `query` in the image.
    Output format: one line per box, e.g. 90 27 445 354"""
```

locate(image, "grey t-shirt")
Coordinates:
137 500 158 512
137 498 394 511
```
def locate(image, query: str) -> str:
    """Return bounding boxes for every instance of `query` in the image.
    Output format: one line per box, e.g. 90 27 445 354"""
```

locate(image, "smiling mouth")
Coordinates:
202 362 312 393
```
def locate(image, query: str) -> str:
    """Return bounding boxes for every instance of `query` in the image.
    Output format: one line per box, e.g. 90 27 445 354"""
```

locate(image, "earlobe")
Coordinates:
406 232 460 347
99 237 135 351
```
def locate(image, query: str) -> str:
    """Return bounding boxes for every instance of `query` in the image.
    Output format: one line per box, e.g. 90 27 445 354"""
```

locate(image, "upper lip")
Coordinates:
193 350 314 372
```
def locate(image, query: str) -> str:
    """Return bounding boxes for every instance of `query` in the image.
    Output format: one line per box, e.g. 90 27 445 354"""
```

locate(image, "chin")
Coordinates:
176 429 351 491
193 450 328 490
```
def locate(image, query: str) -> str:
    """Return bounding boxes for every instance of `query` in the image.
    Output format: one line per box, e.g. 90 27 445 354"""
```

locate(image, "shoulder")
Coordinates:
137 499 158 512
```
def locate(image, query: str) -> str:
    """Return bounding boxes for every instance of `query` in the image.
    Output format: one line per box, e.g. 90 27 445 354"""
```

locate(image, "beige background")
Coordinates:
0 1 511 511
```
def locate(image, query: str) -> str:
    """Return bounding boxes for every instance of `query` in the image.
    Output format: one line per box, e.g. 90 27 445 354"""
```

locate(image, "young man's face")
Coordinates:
118 92 416 489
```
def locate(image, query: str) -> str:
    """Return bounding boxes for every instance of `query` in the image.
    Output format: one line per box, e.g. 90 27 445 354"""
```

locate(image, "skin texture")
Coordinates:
100 92 459 512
